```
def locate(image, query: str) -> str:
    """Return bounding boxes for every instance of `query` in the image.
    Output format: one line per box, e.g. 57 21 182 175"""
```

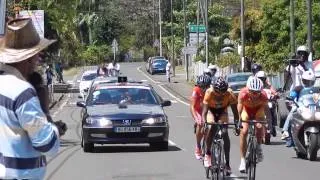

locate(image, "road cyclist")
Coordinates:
190 75 212 160
238 77 268 173
202 76 240 176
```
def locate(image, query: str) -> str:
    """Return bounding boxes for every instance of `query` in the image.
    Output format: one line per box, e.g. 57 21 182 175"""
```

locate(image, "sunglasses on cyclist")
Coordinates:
249 90 261 95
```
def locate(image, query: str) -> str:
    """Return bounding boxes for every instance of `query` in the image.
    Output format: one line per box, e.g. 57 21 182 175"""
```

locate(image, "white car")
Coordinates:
79 70 97 100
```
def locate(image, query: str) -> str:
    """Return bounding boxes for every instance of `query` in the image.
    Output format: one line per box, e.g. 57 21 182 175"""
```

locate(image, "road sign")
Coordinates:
188 24 206 33
189 32 205 46
0 0 6 36
182 46 197 55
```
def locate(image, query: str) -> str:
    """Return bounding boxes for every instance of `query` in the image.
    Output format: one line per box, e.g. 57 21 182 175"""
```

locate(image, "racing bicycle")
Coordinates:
240 119 267 180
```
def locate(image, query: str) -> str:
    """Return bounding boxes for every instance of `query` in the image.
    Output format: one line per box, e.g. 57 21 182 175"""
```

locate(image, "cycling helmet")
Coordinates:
251 63 262 75
302 70 315 87
203 68 211 77
208 64 218 71
255 71 267 83
196 75 211 87
214 77 228 93
247 76 263 91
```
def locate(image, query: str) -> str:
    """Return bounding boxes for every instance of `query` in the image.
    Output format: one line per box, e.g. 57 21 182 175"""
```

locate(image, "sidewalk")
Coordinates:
163 66 194 102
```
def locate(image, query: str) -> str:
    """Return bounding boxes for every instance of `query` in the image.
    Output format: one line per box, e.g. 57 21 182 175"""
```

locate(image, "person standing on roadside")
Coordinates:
166 60 172 82
0 18 65 180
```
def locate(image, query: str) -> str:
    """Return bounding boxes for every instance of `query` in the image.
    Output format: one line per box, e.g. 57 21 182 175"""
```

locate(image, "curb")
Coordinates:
49 94 65 110
163 83 191 103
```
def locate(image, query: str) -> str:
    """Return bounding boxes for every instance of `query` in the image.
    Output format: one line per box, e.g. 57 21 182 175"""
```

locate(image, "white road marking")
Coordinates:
158 84 190 106
137 67 160 83
169 140 186 151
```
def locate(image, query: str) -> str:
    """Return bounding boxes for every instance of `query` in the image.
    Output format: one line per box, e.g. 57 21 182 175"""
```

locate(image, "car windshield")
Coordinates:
82 73 97 81
153 59 167 65
87 87 158 105
228 74 251 82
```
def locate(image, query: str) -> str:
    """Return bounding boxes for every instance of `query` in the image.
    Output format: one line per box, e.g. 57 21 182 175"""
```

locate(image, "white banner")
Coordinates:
18 10 44 38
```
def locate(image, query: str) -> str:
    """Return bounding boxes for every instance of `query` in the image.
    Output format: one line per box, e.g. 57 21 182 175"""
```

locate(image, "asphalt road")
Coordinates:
45 63 320 180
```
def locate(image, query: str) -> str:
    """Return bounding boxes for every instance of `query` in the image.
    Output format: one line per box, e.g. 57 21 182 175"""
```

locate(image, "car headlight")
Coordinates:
142 117 166 124
85 117 112 126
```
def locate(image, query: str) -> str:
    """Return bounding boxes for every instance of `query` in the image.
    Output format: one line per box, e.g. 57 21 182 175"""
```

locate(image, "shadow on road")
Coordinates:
60 139 81 147
92 144 182 153
268 140 286 146
225 176 247 179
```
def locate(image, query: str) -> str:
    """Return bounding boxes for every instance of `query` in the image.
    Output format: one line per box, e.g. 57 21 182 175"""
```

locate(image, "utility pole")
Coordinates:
183 0 188 81
171 0 175 76
306 0 312 58
290 0 295 56
159 0 163 56
153 0 155 55
240 0 245 72
204 0 208 67
196 0 200 51
0 0 6 36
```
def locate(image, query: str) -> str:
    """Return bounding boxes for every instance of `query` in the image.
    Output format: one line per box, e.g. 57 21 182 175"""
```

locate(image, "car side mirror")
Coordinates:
161 100 171 107
76 101 86 108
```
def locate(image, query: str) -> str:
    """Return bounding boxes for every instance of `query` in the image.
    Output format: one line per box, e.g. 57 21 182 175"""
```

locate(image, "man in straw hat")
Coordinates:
0 18 65 179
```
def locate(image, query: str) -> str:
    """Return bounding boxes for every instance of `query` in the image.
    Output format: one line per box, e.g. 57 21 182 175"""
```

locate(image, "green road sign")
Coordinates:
188 24 206 33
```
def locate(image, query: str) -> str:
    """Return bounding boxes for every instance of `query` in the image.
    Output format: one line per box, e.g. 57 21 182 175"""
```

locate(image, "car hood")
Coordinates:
79 81 91 89
86 104 164 119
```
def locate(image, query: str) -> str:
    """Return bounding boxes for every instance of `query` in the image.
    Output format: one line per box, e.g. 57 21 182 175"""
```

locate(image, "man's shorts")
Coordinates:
241 106 265 121
207 107 228 123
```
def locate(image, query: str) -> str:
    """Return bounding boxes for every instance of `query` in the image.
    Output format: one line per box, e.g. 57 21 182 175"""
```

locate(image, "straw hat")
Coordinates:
0 18 56 64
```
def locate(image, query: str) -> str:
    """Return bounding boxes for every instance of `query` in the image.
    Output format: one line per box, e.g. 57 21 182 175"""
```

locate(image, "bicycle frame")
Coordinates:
204 122 235 180
241 119 267 180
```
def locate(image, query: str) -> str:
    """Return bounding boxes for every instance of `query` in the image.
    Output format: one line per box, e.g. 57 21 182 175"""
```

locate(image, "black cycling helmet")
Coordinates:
251 63 262 75
214 77 228 93
196 75 211 88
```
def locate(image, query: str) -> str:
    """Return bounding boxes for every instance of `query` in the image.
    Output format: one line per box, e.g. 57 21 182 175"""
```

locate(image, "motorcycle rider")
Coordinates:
251 63 263 76
190 75 211 160
202 77 239 175
256 71 278 138
238 77 268 173
281 45 313 142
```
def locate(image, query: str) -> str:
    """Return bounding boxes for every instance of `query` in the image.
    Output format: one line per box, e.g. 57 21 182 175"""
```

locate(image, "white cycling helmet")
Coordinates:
208 64 218 70
255 71 267 82
297 45 309 53
302 70 315 87
247 76 263 91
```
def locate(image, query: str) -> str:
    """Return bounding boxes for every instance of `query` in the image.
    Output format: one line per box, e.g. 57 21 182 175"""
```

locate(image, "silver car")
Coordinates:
226 72 252 96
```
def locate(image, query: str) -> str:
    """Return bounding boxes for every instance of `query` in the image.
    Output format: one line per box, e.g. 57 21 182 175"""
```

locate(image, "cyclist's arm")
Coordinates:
189 97 198 120
237 91 244 119
202 104 209 123
231 104 239 122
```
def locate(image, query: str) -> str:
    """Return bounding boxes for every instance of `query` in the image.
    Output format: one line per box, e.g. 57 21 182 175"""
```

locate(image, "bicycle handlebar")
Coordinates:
240 120 267 124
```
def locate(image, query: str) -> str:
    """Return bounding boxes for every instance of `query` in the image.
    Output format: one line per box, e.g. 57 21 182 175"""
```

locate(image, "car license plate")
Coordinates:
114 127 141 133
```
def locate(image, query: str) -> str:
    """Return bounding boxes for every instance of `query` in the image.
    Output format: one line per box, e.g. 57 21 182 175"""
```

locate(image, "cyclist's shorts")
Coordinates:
207 107 228 123
241 106 265 121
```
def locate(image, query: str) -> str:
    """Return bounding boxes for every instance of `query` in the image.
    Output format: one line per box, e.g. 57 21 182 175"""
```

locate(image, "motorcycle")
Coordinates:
289 87 320 161
264 88 279 145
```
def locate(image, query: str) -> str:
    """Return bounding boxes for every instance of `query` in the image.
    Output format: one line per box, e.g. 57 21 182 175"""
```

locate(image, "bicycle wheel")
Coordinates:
211 141 224 180
202 140 210 179
248 140 257 180
218 141 226 180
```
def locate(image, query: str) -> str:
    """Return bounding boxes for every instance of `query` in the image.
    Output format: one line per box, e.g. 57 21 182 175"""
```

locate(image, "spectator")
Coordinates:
45 64 55 86
55 62 64 83
0 18 65 179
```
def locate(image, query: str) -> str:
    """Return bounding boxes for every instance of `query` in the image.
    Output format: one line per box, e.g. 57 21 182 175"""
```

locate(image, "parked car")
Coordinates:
226 72 252 96
78 70 97 100
146 56 167 75
76 76 171 152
